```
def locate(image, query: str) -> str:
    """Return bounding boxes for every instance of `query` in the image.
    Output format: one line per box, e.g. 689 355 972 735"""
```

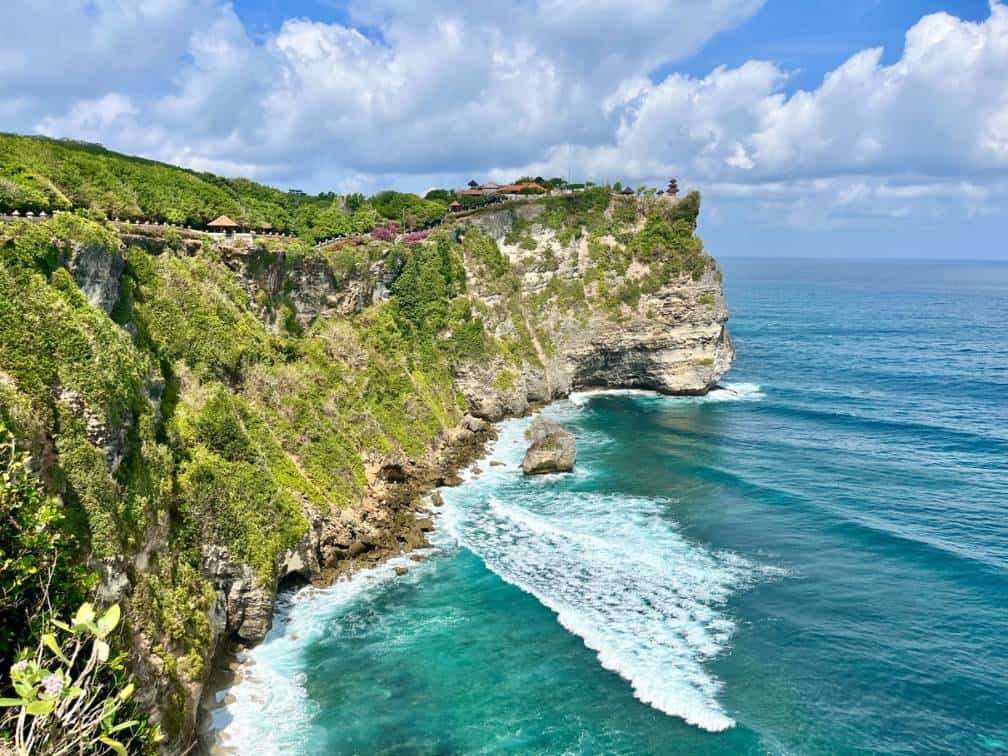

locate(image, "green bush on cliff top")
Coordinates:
0 133 445 242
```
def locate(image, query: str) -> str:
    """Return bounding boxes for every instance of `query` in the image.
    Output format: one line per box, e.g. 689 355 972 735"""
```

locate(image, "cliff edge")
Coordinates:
0 188 731 752
453 191 732 418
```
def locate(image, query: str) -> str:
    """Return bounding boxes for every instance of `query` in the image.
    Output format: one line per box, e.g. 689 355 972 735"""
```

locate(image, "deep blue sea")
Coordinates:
212 259 1008 755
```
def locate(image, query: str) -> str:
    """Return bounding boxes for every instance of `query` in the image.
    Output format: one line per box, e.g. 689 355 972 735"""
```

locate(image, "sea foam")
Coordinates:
210 552 437 752
438 412 762 733
569 382 764 407
214 395 769 749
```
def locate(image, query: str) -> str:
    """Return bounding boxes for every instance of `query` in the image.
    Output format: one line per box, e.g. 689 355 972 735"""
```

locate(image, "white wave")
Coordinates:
438 416 762 733
213 396 770 748
209 551 438 753
569 382 764 407
703 382 765 402
569 388 659 406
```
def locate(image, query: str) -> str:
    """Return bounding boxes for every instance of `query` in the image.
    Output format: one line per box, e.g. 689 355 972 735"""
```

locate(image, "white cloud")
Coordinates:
37 94 136 137
3 0 1008 230
506 3 1008 223
0 1 222 98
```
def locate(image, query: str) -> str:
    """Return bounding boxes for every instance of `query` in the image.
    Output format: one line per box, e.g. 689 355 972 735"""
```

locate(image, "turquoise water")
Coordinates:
214 259 1008 755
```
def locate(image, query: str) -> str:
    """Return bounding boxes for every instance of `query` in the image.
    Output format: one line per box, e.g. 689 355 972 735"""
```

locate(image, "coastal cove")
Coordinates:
205 388 775 754
208 258 1008 755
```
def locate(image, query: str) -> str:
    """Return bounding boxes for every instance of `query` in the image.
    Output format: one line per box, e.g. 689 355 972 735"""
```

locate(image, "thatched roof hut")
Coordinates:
208 215 240 235
208 215 239 229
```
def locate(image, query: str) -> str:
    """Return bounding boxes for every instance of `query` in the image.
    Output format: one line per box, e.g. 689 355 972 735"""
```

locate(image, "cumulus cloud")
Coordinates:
3 0 1008 228
1 1 221 98
37 93 136 136
506 3 1008 223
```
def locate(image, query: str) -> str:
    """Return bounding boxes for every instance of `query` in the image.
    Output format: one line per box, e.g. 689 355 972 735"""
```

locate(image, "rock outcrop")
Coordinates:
454 200 733 420
522 417 576 474
66 240 124 313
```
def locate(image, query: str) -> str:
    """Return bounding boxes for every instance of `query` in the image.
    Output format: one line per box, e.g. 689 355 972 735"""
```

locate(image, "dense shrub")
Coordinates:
0 423 91 677
0 134 384 240
369 191 446 227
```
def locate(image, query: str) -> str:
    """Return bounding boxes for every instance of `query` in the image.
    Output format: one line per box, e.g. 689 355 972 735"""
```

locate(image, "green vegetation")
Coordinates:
1 602 163 754
0 423 93 677
537 187 612 244
370 191 446 228
492 188 715 320
493 368 517 391
0 134 446 243
0 213 491 743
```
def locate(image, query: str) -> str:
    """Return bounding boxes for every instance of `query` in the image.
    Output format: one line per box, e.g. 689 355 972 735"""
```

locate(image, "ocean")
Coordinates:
210 258 1008 755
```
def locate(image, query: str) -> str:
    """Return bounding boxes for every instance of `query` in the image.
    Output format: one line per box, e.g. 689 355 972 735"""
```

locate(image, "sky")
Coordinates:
2 0 1006 257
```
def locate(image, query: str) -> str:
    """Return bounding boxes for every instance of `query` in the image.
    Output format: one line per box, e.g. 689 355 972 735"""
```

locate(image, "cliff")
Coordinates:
0 188 730 752
453 196 732 418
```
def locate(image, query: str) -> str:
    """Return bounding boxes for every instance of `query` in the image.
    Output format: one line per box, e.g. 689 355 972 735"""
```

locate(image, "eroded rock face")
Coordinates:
227 244 403 331
522 417 576 475
454 206 734 419
202 546 274 644
66 241 125 314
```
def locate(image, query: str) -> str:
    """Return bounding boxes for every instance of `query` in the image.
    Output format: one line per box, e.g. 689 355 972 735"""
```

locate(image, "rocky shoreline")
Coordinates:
195 378 728 752
196 411 500 754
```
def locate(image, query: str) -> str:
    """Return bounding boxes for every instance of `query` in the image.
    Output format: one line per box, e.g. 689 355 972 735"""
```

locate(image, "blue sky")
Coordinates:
667 1 992 87
3 1 1007 257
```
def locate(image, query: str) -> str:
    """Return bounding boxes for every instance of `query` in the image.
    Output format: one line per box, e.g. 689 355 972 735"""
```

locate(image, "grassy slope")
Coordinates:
0 133 445 240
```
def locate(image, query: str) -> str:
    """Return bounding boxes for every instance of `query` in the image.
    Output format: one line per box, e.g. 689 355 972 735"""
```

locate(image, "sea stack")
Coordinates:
522 417 577 475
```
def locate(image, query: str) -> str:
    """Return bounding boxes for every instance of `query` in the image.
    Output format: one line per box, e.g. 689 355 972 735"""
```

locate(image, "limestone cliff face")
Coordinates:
12 195 732 751
453 203 733 420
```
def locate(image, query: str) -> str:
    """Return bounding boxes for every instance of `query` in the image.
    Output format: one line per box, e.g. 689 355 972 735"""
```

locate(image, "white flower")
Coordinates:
11 660 28 675
41 673 63 698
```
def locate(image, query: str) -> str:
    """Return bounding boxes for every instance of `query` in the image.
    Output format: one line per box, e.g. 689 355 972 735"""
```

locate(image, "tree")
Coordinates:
668 190 700 228
312 203 354 240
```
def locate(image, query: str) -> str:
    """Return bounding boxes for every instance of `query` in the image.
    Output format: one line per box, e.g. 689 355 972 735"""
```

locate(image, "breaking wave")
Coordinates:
438 414 774 733
569 382 764 407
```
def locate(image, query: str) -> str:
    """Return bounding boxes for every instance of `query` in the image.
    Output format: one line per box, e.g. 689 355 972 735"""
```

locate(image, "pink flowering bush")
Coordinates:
403 229 431 246
371 225 395 241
